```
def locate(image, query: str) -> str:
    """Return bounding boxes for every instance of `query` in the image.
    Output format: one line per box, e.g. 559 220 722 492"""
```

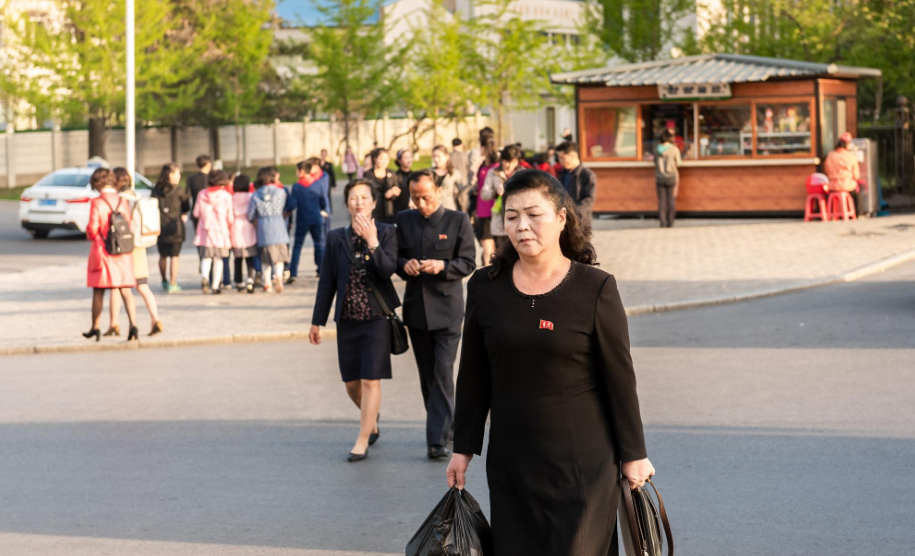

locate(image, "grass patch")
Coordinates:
0 186 28 201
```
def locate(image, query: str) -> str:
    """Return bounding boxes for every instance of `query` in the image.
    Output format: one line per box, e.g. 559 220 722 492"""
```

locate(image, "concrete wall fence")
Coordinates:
1 114 492 188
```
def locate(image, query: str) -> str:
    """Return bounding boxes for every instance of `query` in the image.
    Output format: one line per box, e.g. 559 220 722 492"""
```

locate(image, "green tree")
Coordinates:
848 0 915 122
0 0 201 158
400 0 478 147
467 0 552 145
695 0 913 121
696 0 854 62
306 0 407 153
545 13 613 107
587 0 697 62
177 0 275 166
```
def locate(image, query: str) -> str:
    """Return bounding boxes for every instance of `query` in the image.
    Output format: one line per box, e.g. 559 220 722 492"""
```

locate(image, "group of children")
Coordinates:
192 166 294 294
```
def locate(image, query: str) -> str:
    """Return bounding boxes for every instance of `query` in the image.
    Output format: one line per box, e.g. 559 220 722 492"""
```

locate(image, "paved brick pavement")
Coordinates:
1 215 913 352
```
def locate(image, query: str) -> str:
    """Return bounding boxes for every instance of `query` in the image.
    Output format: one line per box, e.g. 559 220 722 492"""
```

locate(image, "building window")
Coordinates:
698 104 752 157
583 106 637 159
756 102 812 155
642 104 696 161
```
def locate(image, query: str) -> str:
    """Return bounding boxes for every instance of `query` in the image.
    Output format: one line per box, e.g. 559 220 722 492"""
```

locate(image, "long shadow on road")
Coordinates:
0 419 488 554
2 420 913 555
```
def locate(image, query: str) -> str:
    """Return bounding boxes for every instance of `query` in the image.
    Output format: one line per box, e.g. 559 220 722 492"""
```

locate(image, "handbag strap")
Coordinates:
645 478 673 556
100 194 124 218
621 477 674 556
345 226 395 319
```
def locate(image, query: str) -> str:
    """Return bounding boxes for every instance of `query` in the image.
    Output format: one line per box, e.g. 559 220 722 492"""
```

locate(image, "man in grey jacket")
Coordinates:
654 130 682 228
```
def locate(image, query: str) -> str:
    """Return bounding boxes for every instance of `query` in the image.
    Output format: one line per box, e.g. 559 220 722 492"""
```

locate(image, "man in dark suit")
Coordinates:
396 169 476 459
187 154 212 230
556 141 596 226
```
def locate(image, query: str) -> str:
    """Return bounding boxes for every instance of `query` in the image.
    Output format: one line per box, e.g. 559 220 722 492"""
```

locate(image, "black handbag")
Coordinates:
621 477 673 556
346 227 409 355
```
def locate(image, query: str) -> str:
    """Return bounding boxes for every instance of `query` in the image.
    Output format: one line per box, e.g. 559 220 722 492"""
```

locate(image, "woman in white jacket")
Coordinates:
480 144 523 250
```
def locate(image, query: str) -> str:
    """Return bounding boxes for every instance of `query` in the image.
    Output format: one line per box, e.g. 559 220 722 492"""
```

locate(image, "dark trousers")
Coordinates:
656 179 679 228
233 257 256 283
289 222 327 278
221 257 231 286
408 325 461 447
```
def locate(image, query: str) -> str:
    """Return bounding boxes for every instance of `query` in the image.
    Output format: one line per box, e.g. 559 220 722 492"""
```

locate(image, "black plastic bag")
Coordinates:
406 487 493 556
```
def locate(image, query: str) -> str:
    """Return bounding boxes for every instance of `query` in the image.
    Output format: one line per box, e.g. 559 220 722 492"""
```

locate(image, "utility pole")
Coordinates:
126 0 136 187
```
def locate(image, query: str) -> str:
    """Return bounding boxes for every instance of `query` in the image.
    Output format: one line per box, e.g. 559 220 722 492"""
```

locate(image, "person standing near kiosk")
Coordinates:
396 169 476 459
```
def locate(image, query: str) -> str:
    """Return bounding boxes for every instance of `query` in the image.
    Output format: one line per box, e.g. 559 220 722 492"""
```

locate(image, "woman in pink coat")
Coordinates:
230 173 258 292
193 170 235 294
84 168 139 342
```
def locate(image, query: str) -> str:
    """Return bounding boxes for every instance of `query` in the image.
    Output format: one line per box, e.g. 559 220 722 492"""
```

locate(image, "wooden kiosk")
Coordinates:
551 54 881 215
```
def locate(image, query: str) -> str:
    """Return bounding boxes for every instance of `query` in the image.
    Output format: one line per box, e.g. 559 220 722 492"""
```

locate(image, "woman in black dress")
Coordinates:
447 169 655 555
363 148 401 225
151 163 189 293
310 179 400 462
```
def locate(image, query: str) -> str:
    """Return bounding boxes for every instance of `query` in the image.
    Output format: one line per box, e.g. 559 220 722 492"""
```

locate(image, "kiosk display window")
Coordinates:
755 102 812 155
583 106 638 159
641 104 696 161
698 104 752 157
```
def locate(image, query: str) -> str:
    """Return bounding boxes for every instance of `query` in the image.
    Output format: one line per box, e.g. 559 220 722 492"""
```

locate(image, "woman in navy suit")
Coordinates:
310 179 401 462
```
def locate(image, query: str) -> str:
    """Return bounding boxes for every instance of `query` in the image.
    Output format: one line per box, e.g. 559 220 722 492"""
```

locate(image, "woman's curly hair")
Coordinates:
488 168 597 279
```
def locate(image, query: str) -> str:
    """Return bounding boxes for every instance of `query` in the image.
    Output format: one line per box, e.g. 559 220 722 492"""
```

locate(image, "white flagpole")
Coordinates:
126 0 136 188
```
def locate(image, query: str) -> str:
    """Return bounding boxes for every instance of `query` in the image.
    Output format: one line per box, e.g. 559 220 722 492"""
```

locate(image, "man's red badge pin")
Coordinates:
539 320 554 331
439 234 448 240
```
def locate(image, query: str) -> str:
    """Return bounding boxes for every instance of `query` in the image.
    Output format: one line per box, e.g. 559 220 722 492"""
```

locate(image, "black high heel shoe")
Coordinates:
82 329 101 342
127 326 139 341
347 448 368 462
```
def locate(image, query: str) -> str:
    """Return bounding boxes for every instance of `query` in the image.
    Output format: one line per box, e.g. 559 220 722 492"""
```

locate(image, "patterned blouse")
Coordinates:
340 234 375 322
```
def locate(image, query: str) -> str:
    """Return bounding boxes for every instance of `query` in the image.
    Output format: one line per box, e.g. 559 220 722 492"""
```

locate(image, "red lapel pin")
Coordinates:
439 234 448 240
539 320 554 331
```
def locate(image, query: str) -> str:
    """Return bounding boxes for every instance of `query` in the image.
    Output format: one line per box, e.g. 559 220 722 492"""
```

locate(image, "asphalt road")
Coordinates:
1 257 913 555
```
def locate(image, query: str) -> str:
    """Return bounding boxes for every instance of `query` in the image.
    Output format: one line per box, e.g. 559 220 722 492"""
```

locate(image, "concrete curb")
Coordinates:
3 247 914 357
624 247 915 316
0 329 337 357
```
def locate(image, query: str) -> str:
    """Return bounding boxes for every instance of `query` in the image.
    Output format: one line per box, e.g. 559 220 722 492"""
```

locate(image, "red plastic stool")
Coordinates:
827 191 857 221
804 173 830 222
804 193 829 222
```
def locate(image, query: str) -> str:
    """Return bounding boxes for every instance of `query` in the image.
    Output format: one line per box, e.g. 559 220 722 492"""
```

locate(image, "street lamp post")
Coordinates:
126 0 136 188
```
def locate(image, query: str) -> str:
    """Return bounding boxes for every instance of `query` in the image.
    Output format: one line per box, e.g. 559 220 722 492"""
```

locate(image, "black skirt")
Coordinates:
156 242 182 257
336 317 392 382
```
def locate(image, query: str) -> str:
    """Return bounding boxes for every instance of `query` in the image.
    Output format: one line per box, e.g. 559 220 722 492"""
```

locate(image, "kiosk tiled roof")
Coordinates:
550 54 882 86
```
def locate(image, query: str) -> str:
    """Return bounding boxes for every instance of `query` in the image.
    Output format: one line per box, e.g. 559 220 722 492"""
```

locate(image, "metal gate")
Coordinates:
858 96 914 193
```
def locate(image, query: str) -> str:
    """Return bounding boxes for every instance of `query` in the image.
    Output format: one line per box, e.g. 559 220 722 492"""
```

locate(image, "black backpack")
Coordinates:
102 196 134 255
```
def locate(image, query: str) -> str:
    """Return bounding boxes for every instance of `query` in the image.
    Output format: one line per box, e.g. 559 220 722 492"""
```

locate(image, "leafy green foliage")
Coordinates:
587 0 697 62
402 0 477 145
465 0 552 144
171 0 275 128
696 0 914 121
305 0 407 150
0 0 201 129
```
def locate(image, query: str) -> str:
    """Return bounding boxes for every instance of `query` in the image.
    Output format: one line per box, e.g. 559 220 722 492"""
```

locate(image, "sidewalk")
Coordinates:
2 214 914 354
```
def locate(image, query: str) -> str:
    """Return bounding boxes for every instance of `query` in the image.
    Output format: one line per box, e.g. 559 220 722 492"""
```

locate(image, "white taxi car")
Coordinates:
19 167 153 238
